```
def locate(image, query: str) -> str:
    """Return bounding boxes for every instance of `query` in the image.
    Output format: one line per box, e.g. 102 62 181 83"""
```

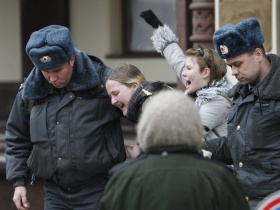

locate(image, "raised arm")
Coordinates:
140 10 186 86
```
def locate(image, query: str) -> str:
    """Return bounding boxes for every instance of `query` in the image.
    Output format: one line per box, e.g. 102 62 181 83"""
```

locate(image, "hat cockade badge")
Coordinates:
220 45 229 54
40 56 52 63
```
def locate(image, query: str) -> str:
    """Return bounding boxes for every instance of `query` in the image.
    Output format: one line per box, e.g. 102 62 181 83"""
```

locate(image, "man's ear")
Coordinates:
254 48 263 63
202 67 210 79
70 55 75 67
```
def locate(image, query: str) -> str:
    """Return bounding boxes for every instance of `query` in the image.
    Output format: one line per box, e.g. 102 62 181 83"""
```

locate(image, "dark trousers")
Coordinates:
43 178 107 210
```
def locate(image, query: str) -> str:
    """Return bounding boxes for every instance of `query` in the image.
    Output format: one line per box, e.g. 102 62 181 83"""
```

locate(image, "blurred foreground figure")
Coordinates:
99 90 249 210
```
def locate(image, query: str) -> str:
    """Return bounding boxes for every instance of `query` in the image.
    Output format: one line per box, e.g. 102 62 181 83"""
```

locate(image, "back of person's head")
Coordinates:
137 90 203 151
26 25 75 71
186 47 227 83
213 17 264 59
107 63 146 86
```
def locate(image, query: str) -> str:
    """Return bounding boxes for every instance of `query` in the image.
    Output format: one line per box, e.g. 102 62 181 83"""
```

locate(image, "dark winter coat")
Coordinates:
206 54 280 208
99 146 249 210
5 50 126 190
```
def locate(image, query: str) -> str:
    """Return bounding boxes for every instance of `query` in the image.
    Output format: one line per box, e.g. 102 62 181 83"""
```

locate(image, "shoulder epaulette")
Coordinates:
19 77 28 91
19 83 24 91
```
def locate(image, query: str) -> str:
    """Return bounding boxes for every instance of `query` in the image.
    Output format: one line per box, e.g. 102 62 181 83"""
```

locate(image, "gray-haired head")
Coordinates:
137 90 203 151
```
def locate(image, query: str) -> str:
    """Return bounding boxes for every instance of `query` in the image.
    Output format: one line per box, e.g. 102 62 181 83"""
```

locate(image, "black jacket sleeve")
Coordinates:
5 90 33 186
205 136 233 165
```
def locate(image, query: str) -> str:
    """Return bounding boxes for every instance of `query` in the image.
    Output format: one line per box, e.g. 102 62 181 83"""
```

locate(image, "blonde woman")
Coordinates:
106 63 172 158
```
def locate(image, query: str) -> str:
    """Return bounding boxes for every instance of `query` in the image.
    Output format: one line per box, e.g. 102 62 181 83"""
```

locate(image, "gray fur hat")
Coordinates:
137 90 203 151
25 25 75 70
213 17 264 59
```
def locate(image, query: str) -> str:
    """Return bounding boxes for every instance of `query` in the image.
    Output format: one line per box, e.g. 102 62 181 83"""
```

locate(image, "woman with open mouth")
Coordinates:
106 63 172 158
140 10 233 140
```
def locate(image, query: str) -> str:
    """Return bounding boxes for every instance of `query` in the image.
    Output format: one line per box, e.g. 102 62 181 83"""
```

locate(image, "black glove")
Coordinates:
140 10 163 29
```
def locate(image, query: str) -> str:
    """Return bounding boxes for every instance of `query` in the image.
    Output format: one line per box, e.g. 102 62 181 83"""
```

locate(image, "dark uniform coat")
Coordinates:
206 54 280 208
5 50 126 191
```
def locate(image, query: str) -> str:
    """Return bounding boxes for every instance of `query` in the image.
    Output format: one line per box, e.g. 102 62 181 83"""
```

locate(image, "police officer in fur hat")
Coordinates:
205 18 280 209
5 25 126 210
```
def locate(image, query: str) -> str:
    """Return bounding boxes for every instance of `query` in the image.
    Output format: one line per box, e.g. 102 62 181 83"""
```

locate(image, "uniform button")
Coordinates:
161 151 168 157
56 121 59 124
236 125 241 130
58 158 61 161
239 162 243 167
245 196 249 201
65 186 71 191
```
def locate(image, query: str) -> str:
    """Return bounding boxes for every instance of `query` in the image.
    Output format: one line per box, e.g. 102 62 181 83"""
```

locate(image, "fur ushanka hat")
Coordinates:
25 25 75 70
213 17 264 59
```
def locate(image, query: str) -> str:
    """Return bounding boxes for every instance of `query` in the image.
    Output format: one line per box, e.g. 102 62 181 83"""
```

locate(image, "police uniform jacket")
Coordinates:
206 54 280 206
5 50 126 190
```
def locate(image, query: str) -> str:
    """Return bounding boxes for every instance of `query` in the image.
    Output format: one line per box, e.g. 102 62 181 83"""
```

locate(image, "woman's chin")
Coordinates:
122 109 128 116
185 88 193 94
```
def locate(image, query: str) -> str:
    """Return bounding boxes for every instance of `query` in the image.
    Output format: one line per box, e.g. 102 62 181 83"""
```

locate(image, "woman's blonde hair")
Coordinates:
186 47 227 84
107 63 146 87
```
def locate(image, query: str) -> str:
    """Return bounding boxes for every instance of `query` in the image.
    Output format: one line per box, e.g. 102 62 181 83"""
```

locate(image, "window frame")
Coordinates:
121 0 177 57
